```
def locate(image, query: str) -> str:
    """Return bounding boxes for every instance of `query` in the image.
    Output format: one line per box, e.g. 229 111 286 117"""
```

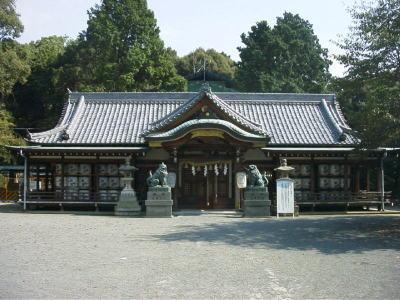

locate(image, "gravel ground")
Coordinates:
0 204 400 299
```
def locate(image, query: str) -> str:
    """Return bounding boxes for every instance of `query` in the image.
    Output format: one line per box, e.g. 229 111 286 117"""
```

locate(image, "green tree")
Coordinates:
0 104 24 163
0 0 30 101
0 41 30 100
0 0 23 40
175 48 236 80
335 0 400 198
59 0 185 92
335 0 400 148
8 36 67 128
236 12 331 93
0 0 26 159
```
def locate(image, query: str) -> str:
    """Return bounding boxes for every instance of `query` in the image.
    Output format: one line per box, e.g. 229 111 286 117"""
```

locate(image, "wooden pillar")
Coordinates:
94 154 99 202
61 154 65 201
228 160 232 199
35 165 39 191
214 170 218 207
366 168 370 191
310 154 316 203
176 160 183 210
174 149 179 210
379 153 386 211
310 155 315 193
355 165 360 192
344 155 349 192
23 153 28 210
377 161 382 192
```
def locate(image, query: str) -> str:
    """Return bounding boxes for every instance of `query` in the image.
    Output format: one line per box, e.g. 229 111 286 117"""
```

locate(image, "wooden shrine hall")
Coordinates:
9 86 391 210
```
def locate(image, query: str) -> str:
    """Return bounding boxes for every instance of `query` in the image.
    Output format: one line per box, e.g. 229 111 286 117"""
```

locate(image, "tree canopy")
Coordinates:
334 0 400 198
0 103 24 162
175 48 236 80
335 0 400 148
8 36 67 128
0 0 29 101
0 40 30 100
236 12 331 93
0 0 23 41
58 0 185 92
0 0 25 163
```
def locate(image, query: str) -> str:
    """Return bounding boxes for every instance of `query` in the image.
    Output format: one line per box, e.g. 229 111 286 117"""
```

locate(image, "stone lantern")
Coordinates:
274 158 294 178
115 156 141 216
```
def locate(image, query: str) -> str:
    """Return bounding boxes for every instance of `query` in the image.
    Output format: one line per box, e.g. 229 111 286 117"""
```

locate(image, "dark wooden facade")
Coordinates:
19 145 390 211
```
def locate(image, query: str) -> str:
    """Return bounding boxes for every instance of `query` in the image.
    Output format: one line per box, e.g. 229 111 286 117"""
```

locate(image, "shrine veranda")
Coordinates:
8 88 392 210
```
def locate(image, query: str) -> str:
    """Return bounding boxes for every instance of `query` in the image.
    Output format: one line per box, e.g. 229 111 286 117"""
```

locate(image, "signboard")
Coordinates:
236 172 247 189
167 172 177 188
276 178 294 217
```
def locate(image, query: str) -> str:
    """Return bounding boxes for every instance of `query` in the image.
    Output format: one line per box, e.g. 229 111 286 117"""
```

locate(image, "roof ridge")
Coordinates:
30 124 68 139
333 101 352 131
68 91 335 103
208 92 262 127
320 99 345 140
64 95 86 139
69 91 335 96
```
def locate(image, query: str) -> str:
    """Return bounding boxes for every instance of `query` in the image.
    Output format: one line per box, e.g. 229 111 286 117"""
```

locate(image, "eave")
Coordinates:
6 145 149 155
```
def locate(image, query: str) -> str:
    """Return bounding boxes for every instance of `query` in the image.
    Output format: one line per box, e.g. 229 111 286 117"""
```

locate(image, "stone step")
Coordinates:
174 209 243 217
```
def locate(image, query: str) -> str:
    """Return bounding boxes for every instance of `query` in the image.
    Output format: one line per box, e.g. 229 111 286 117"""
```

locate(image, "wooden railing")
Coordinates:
287 191 392 209
26 191 120 204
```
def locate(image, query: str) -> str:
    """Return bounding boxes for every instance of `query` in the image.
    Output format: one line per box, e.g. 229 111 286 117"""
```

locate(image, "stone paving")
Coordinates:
0 204 399 299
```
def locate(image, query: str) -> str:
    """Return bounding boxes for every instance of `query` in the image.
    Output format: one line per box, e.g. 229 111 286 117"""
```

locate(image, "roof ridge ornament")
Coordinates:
200 82 212 93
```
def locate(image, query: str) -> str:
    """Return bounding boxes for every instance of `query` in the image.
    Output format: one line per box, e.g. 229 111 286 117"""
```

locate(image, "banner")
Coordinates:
276 178 294 215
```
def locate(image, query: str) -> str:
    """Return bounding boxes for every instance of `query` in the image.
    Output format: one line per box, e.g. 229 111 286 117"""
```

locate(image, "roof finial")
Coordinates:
200 82 212 93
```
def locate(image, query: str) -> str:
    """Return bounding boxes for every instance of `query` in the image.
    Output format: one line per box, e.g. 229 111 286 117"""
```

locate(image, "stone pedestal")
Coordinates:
243 186 271 217
271 204 299 217
145 186 173 217
115 186 141 216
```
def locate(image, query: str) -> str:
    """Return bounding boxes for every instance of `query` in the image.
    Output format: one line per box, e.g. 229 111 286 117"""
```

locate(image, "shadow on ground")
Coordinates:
153 215 400 254
0 203 116 216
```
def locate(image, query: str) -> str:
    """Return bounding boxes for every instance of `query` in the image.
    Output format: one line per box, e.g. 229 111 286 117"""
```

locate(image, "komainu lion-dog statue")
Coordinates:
245 164 265 187
146 162 168 187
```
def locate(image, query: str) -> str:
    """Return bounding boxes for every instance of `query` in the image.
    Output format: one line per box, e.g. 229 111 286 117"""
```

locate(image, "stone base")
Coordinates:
244 186 271 217
145 186 173 218
271 204 299 217
115 189 141 216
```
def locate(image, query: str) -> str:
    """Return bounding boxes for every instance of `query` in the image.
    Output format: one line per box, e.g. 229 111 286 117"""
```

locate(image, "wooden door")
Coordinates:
180 168 207 209
208 172 233 209
179 167 233 209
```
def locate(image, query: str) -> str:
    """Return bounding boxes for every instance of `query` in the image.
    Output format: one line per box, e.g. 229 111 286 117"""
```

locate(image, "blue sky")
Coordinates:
16 0 356 77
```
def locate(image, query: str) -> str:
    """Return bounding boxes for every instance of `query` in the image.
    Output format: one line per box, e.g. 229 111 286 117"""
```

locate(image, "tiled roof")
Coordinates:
29 91 359 146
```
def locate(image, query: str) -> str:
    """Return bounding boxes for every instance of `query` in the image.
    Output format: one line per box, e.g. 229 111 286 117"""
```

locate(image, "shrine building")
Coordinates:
10 86 390 210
